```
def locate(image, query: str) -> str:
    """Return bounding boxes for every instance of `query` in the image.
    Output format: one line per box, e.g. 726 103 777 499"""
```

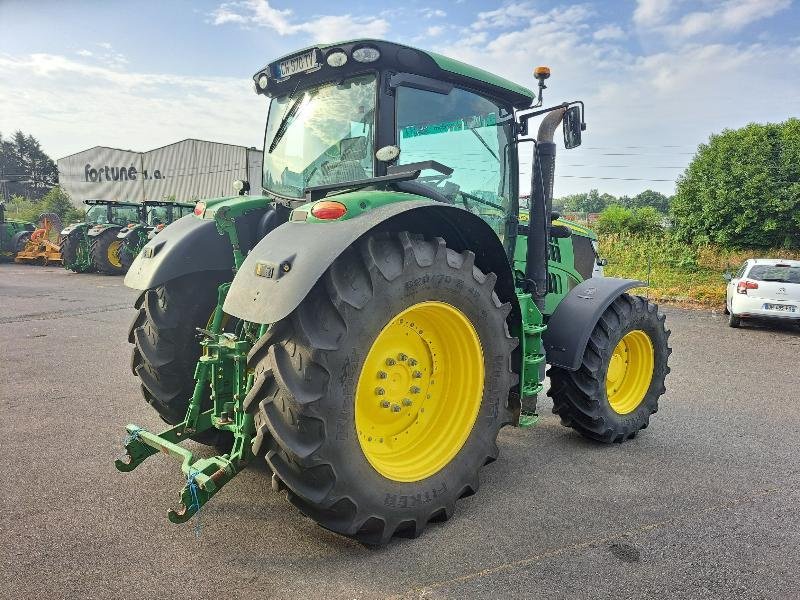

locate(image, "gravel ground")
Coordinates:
2 263 799 600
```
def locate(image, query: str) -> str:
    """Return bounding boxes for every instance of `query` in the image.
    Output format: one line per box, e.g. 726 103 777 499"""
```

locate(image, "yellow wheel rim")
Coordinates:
354 301 484 482
108 240 123 268
606 329 654 414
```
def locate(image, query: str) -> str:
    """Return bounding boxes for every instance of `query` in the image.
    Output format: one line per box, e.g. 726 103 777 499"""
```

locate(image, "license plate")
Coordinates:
276 50 318 79
764 303 796 312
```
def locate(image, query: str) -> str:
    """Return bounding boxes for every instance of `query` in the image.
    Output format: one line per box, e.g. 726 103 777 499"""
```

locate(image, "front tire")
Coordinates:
548 294 670 443
245 232 517 544
91 229 126 274
61 232 93 273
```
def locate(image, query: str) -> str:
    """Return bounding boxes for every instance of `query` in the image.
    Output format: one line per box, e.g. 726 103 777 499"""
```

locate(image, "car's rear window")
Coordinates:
747 265 800 283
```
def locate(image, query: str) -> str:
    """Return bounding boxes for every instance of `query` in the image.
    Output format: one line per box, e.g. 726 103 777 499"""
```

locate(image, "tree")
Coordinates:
672 119 800 249
630 189 670 213
0 130 58 200
41 186 74 220
561 189 608 213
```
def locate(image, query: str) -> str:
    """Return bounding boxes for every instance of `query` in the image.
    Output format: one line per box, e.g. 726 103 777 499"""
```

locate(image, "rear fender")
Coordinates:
61 223 86 237
124 215 234 290
117 224 146 240
87 223 121 238
223 200 519 326
542 277 645 370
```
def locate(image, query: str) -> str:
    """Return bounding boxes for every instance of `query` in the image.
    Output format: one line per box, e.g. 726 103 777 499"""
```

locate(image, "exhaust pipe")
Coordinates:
525 107 565 310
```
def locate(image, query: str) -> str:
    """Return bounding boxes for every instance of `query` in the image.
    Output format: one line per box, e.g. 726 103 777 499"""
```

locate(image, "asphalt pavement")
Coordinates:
2 263 799 600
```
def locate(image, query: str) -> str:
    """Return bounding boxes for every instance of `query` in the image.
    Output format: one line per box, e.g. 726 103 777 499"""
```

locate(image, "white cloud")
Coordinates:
472 3 539 30
0 52 264 160
426 25 445 37
635 0 792 38
210 0 389 42
633 0 671 27
593 24 626 41
421 8 446 19
436 2 800 196
76 49 93 57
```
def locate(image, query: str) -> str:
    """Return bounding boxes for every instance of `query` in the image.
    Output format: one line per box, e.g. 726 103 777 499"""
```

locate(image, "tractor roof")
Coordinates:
255 39 535 109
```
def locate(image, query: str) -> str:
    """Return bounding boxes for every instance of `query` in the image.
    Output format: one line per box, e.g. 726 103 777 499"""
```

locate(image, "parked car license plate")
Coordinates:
277 50 318 79
763 303 796 312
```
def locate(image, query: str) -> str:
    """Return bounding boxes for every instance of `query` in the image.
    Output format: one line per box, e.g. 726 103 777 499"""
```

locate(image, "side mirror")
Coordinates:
723 272 732 282
563 105 583 149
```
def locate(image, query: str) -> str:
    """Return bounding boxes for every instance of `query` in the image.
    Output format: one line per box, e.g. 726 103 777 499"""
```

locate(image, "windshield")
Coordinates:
86 205 108 224
748 264 800 284
147 206 169 226
396 85 514 238
262 74 377 198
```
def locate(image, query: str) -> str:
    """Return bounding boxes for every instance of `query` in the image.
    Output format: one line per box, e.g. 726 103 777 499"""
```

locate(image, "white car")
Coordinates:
725 258 800 328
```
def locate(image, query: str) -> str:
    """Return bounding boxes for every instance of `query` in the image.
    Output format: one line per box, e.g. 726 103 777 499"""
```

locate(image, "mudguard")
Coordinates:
223 200 516 325
60 223 85 236
124 215 233 290
87 223 121 237
117 224 146 240
542 277 645 371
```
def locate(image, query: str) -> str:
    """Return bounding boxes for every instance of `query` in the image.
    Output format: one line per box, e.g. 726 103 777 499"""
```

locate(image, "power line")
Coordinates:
555 175 676 182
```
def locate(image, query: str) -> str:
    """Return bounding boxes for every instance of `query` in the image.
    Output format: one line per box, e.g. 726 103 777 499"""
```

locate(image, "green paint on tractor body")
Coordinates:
117 39 602 524
0 203 35 260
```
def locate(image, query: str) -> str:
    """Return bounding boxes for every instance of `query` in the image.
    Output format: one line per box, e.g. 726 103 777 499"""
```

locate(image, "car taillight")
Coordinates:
194 202 206 217
737 280 758 294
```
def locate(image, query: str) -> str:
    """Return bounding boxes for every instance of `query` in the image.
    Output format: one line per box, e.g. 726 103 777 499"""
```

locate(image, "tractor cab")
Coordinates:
83 199 145 227
256 40 581 249
142 200 195 227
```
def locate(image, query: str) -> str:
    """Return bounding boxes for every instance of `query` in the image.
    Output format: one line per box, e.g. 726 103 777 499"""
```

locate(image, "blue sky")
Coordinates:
1 0 798 197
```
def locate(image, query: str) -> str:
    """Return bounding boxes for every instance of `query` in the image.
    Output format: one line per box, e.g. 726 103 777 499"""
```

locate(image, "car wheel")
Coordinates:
728 312 741 328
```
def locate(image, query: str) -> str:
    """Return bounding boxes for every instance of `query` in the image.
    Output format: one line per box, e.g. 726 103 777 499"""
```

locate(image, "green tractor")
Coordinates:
60 199 145 274
117 200 196 271
0 201 36 261
118 40 671 544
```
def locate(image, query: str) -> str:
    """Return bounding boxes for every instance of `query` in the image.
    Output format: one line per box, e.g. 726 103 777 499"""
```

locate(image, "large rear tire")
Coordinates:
129 270 232 448
245 232 517 544
547 294 670 443
91 229 126 275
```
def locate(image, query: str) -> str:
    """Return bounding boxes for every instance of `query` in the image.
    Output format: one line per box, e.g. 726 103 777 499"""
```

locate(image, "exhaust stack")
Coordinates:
525 107 566 310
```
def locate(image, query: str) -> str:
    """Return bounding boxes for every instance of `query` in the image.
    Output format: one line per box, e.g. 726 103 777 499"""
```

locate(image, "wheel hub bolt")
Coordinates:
391 404 401 412
386 358 396 366
398 353 408 361
375 387 385 396
402 398 413 407
412 370 422 379
410 386 421 394
377 371 387 379
380 400 391 408
408 358 417 366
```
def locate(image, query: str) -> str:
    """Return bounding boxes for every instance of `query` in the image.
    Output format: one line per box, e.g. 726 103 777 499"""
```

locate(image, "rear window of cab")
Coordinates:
747 264 800 284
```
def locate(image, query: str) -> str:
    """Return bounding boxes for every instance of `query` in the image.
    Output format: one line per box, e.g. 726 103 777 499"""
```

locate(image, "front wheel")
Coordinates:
548 294 671 443
61 232 89 272
245 232 517 544
91 229 126 274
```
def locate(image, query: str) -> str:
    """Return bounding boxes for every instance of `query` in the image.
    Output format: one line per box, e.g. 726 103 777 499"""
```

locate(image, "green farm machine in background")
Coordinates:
118 40 671 544
61 200 145 274
117 200 196 271
0 202 36 261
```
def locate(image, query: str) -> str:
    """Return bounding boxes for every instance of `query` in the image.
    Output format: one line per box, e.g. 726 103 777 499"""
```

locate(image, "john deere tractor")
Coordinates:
0 202 35 261
118 40 670 544
117 200 196 271
60 199 145 274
